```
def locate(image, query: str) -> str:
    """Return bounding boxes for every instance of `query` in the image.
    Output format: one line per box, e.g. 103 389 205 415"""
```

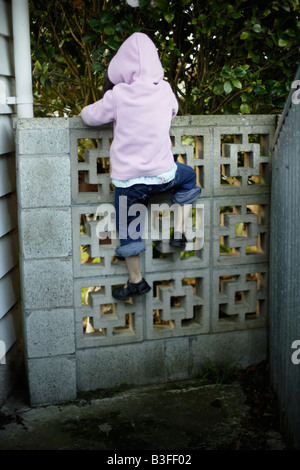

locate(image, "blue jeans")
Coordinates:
114 162 201 257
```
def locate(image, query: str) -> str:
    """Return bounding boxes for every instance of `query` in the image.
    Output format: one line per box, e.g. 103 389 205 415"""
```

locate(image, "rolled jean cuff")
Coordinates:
172 186 201 205
115 241 146 258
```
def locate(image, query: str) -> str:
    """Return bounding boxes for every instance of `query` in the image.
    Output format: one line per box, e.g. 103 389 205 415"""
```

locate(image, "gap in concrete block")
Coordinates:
181 305 203 328
113 313 135 336
83 316 106 336
153 309 174 329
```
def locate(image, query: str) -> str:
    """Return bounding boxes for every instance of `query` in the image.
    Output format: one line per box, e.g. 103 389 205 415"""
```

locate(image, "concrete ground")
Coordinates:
0 373 287 452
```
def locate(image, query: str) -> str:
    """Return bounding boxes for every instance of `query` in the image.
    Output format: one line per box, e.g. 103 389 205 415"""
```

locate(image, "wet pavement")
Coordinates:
0 373 287 453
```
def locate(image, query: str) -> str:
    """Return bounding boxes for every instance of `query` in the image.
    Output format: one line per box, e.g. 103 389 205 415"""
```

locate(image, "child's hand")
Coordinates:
103 77 114 94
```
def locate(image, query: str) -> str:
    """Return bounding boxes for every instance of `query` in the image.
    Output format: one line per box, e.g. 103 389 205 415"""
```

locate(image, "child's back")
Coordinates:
81 32 178 181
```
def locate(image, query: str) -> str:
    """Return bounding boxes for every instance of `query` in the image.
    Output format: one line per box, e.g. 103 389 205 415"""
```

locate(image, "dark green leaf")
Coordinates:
240 103 251 114
91 62 104 73
232 79 242 89
213 82 224 95
84 32 97 43
252 24 262 33
240 31 250 40
224 81 233 94
164 12 174 23
100 11 114 24
104 25 115 35
88 19 101 32
232 12 243 19
285 28 296 37
46 47 55 58
220 65 232 79
234 67 247 78
264 79 277 91
34 60 43 71
106 38 120 51
115 23 125 33
253 85 267 94
278 38 290 47
155 0 169 9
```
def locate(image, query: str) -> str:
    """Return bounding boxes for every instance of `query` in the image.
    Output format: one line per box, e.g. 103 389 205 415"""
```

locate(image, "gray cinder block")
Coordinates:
20 208 72 259
22 259 73 309
27 356 76 406
25 308 75 358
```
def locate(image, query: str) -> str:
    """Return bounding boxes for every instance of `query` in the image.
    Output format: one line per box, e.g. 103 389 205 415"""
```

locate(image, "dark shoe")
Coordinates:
112 278 151 300
169 231 187 249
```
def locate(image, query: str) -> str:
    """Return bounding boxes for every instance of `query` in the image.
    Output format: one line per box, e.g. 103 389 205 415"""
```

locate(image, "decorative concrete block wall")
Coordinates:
16 115 276 406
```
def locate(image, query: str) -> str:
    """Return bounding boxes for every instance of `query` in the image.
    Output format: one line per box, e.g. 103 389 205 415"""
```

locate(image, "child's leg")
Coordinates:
173 203 192 235
169 163 201 248
114 186 148 258
171 162 201 206
170 203 192 248
112 186 151 300
112 253 151 300
125 254 142 284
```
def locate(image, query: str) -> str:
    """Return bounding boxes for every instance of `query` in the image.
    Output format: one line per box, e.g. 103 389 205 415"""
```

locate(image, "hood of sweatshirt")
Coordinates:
108 32 164 85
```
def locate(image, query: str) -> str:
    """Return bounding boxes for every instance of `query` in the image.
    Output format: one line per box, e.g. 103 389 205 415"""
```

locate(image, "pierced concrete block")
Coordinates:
170 126 211 197
143 197 210 272
212 264 268 332
72 205 127 279
213 195 269 266
70 129 114 205
74 276 144 347
213 125 273 196
144 269 210 339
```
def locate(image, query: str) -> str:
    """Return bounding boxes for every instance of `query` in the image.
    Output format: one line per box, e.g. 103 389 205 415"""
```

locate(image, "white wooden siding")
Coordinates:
0 0 20 359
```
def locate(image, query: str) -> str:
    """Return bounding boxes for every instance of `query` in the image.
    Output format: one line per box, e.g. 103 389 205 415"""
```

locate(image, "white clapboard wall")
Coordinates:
0 0 20 366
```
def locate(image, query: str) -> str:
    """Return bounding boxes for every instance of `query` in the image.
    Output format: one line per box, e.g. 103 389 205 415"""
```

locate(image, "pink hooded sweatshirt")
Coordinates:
81 32 178 181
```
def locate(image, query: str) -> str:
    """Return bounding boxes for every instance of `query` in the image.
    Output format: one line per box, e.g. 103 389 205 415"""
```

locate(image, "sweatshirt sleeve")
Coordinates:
81 90 115 126
172 93 179 118
168 83 178 118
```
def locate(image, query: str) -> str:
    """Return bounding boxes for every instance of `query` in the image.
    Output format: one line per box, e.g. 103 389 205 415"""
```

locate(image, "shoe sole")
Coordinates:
169 242 186 249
